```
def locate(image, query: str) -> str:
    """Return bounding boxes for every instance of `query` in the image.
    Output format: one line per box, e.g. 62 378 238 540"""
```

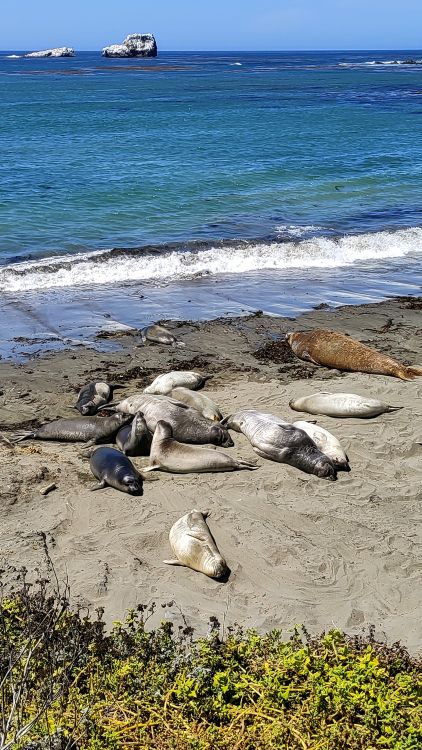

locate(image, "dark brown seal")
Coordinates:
287 330 422 380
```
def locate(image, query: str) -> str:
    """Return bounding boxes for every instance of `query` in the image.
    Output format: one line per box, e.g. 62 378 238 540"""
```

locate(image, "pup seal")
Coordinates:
11 413 132 445
90 446 142 494
223 410 337 480
292 420 350 471
287 329 422 380
144 371 212 395
75 381 120 415
144 420 257 474
140 324 185 348
289 392 402 418
171 387 223 421
163 510 228 579
116 411 152 456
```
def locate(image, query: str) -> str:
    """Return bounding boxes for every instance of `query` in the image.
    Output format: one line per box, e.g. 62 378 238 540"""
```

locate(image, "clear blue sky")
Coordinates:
2 0 422 51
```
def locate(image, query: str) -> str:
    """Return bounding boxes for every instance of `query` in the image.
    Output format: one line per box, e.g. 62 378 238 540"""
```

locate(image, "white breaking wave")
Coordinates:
1 227 421 293
339 59 422 67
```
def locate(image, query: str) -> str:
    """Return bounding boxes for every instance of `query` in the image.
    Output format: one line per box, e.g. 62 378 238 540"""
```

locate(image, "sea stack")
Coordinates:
102 33 157 58
25 47 75 58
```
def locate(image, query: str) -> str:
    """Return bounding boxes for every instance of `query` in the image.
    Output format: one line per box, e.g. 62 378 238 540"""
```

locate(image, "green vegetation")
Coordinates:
1 575 421 750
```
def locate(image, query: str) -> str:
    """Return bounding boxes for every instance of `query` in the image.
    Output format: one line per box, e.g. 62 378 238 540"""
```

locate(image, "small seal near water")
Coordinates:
140 324 185 348
289 392 402 418
164 510 228 579
11 413 132 445
171 387 223 421
75 381 119 415
116 411 152 456
292 420 350 471
144 420 257 474
90 446 143 494
286 329 422 380
144 371 212 395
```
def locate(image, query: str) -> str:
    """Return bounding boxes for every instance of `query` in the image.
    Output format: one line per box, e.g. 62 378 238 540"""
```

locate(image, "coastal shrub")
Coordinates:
0 576 421 750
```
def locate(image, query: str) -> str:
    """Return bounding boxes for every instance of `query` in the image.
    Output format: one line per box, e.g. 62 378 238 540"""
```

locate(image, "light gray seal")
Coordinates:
140 324 185 348
289 392 402 418
75 381 117 416
223 409 337 480
170 387 223 421
11 412 132 446
164 510 228 579
144 371 212 395
90 446 143 494
116 411 152 456
145 420 257 474
292 420 350 471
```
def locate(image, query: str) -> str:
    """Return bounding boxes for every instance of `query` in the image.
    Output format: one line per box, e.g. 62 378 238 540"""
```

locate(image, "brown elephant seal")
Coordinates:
164 510 228 579
11 413 132 446
223 410 337 480
287 329 422 380
144 420 257 474
116 412 152 456
289 392 402 418
144 371 212 395
140 324 185 348
75 381 120 416
90 447 142 494
171 387 223 421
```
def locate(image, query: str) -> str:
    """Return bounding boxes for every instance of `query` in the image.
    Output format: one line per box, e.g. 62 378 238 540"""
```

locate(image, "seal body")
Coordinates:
90 446 142 494
110 394 233 447
116 412 152 456
224 410 337 480
145 421 257 474
75 382 112 415
11 413 132 444
289 392 402 418
287 330 422 380
292 420 350 471
144 371 211 395
164 510 228 578
140 324 185 348
171 387 223 421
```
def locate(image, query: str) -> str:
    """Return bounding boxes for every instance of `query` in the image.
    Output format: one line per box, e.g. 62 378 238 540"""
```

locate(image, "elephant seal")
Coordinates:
223 410 337 480
145 421 257 474
289 392 402 418
144 371 212 395
106 394 234 447
292 420 350 471
11 413 132 445
171 387 223 421
116 412 152 456
90 447 142 494
75 381 118 416
164 510 228 579
287 329 422 380
140 324 185 348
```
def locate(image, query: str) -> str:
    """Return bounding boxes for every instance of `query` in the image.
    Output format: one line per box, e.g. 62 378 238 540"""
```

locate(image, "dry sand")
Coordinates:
0 297 421 650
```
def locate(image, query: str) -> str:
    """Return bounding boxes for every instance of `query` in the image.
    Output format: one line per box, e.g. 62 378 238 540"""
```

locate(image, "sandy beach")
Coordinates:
0 296 421 650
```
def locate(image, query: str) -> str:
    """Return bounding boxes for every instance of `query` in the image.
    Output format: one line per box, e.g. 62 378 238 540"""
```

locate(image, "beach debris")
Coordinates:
39 482 57 496
164 510 228 579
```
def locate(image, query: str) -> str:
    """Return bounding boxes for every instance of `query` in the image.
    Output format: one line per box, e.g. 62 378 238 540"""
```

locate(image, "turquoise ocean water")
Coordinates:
0 50 421 357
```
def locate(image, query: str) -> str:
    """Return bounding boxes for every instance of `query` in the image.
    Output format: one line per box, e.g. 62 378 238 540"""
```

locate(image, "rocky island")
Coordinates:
102 33 157 58
24 47 75 58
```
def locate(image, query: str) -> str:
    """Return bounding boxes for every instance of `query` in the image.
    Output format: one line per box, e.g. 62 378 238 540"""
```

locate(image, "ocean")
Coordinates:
0 50 421 358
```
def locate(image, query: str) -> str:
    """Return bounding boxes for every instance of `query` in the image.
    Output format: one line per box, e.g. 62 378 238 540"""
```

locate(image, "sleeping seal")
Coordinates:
292 420 350 471
287 329 422 380
11 413 132 445
145 420 257 474
140 324 185 348
223 410 337 480
171 387 223 421
289 392 402 419
75 381 118 416
144 371 212 395
164 510 228 579
116 411 152 456
90 446 142 494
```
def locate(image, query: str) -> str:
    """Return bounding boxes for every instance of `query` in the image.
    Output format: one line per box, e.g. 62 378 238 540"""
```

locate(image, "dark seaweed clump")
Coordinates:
253 338 297 364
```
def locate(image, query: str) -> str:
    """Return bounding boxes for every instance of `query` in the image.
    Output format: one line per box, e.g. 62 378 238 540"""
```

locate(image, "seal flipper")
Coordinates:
90 479 106 491
163 559 184 566
10 431 35 444
143 464 160 472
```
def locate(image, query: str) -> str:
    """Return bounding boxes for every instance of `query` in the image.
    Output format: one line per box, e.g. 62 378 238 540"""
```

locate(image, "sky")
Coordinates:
2 0 422 51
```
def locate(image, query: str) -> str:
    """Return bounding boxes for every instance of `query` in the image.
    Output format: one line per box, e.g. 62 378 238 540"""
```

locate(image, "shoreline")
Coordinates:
0 296 421 651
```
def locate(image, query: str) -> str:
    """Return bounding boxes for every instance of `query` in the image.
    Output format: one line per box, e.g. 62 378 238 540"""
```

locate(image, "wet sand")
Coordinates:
0 296 421 650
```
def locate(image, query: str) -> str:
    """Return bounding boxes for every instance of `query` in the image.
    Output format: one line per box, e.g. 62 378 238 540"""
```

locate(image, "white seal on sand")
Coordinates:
164 509 228 579
289 392 402 418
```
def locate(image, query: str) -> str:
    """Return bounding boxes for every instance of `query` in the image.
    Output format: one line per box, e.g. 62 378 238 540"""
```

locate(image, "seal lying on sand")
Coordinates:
106 394 234 447
223 409 337 480
164 510 228 579
289 392 402 418
140 324 185 348
90 446 142 494
11 413 132 445
292 420 350 471
75 381 119 415
287 329 422 380
116 412 152 456
144 371 212 395
144 420 257 474
171 387 223 421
